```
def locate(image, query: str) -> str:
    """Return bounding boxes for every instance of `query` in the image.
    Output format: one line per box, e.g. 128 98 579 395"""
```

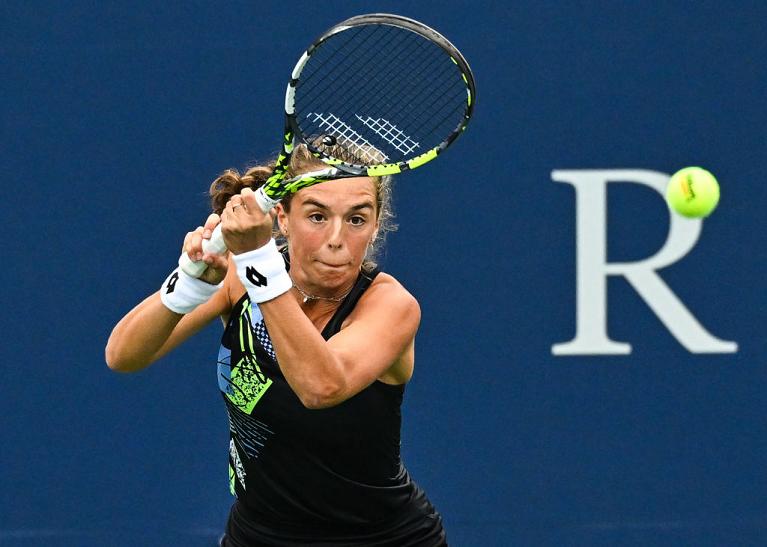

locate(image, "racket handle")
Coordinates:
178 188 279 278
254 186 280 212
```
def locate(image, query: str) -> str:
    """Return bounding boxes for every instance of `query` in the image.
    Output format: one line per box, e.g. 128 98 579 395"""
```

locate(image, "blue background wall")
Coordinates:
2 1 766 545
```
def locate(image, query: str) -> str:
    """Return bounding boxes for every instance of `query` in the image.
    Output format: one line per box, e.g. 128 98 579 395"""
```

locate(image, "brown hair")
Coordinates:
209 144 396 263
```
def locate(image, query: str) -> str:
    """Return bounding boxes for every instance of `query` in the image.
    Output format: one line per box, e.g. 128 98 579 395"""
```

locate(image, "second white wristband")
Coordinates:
160 268 222 314
232 239 292 304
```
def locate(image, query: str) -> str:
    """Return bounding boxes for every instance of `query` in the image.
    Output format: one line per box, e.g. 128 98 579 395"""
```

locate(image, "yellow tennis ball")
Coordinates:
665 166 720 218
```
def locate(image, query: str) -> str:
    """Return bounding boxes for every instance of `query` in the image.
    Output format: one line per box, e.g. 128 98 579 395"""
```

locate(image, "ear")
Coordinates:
370 220 380 244
275 203 289 236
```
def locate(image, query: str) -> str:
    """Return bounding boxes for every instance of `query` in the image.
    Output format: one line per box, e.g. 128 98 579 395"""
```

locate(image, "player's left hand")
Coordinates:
221 188 276 255
182 213 229 285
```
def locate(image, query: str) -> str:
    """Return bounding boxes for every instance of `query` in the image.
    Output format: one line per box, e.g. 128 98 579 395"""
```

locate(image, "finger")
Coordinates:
203 251 229 270
223 203 237 221
227 199 245 216
185 227 205 261
182 231 194 255
192 228 206 260
240 187 260 213
182 228 200 252
228 194 243 209
203 213 221 239
220 205 238 233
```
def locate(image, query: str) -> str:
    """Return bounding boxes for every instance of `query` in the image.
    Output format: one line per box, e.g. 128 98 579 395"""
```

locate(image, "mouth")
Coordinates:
317 260 350 269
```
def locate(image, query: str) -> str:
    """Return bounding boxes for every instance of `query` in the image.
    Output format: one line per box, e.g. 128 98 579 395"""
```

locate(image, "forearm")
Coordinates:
259 296 347 408
106 214 231 372
105 293 183 372
229 241 345 405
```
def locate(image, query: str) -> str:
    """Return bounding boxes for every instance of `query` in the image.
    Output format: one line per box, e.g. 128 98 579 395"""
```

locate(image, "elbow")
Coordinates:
105 331 128 372
104 342 141 373
289 355 349 409
105 341 120 371
297 383 345 410
104 346 127 372
300 397 335 410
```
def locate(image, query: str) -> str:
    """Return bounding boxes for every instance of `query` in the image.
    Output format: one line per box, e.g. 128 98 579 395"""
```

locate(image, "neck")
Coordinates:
291 281 353 304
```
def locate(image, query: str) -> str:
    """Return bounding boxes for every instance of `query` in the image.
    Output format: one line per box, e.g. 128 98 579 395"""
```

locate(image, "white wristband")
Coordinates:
160 268 222 314
232 239 292 304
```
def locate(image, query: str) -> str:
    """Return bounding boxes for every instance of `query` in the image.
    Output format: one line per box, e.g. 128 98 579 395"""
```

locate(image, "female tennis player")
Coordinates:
105 145 447 546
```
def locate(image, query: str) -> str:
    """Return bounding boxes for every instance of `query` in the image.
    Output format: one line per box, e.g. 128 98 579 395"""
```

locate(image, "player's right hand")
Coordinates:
183 213 229 285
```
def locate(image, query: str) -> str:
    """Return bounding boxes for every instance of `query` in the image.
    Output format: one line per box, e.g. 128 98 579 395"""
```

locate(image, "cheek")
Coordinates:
290 227 322 252
351 231 375 255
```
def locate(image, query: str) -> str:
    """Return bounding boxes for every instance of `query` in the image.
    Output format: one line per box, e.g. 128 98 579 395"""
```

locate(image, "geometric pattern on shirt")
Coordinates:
225 397 275 459
252 319 276 361
245 301 276 361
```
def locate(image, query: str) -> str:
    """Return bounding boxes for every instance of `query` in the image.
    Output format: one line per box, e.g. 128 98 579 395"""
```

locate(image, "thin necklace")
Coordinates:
292 283 353 304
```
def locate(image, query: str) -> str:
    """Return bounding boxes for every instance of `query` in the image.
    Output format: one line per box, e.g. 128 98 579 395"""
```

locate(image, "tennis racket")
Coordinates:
180 13 476 277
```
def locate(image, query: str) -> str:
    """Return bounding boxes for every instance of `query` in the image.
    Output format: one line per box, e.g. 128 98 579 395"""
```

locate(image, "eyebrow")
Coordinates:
301 198 374 212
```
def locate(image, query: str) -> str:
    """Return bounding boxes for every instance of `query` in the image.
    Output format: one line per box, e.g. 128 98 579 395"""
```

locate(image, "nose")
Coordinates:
326 218 344 249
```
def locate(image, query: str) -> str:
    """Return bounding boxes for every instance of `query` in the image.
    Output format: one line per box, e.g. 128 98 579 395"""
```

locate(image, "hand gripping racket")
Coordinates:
180 13 476 277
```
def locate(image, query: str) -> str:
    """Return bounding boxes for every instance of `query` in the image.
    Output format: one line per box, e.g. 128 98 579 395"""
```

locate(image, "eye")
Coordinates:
308 213 325 223
348 215 366 226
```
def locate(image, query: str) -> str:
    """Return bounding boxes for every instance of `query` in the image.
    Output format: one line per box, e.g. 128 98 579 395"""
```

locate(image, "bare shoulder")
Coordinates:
366 272 418 301
354 272 421 327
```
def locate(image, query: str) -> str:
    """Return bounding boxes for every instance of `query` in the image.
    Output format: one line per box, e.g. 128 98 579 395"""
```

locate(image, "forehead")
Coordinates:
294 177 377 207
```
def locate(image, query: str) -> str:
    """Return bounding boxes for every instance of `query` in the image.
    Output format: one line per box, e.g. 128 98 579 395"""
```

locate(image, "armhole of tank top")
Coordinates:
223 292 249 334
320 268 380 340
373 380 406 392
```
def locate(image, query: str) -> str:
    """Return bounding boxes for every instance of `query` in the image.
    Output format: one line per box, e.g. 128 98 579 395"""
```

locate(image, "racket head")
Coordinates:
285 13 476 178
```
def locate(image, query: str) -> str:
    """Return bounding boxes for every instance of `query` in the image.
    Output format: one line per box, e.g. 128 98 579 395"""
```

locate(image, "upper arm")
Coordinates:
324 277 421 399
107 271 235 372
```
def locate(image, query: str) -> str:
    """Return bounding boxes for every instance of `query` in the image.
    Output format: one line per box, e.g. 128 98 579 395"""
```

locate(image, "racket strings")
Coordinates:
299 25 420 111
354 115 420 156
307 112 388 164
330 32 450 126
309 34 435 158
399 85 468 141
304 27 370 75
300 27 431 120
338 65 464 163
338 36 466 141
295 24 468 165
300 49 408 164
298 25 388 104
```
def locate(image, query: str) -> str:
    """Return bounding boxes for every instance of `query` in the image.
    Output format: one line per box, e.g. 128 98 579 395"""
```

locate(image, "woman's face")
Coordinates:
277 177 379 294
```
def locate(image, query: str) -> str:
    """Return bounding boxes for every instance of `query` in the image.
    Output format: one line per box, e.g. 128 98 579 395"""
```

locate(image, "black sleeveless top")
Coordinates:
217 267 446 546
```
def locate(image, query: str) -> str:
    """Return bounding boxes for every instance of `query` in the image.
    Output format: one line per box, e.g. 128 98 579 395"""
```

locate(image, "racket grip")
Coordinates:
179 189 277 278
255 186 281 212
179 225 228 278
